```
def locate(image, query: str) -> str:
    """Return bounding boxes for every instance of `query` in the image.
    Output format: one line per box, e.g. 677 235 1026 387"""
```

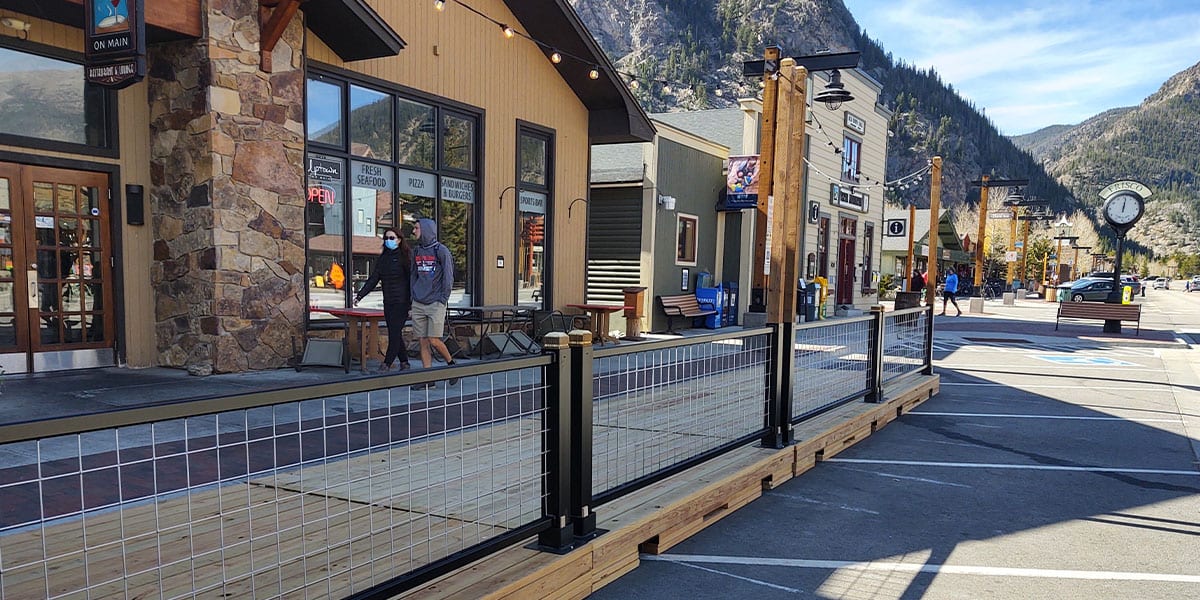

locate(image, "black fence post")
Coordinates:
537 332 574 551
569 329 601 541
922 305 935 375
762 323 790 449
867 306 886 403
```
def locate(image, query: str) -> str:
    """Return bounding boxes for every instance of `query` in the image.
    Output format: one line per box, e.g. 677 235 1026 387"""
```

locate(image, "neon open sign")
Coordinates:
307 185 336 205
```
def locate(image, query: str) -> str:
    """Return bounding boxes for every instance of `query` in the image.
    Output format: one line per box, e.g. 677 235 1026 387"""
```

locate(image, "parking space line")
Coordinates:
941 383 1145 390
647 554 1200 583
825 458 1200 476
909 412 1181 424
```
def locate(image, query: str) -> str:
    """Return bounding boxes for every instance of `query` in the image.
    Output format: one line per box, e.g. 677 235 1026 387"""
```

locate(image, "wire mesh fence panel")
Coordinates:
591 332 771 499
0 367 547 600
883 309 930 383
792 318 872 420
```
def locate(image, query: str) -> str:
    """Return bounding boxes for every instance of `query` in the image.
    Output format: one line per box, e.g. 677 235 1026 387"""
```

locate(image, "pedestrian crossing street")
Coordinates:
932 339 1160 357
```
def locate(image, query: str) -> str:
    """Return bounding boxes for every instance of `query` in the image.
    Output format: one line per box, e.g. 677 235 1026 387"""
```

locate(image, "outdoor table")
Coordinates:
566 304 631 345
311 307 386 372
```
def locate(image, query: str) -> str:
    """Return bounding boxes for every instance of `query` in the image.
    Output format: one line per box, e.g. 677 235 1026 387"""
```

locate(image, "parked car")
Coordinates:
1152 277 1169 290
1067 279 1116 302
1188 276 1200 292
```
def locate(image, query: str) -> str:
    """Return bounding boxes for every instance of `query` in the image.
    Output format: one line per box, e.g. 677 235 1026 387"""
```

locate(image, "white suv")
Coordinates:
1152 277 1169 290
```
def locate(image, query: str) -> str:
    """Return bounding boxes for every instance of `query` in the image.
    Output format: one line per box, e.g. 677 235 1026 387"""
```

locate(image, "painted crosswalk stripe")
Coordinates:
908 411 1181 423
825 458 1200 476
646 554 1200 583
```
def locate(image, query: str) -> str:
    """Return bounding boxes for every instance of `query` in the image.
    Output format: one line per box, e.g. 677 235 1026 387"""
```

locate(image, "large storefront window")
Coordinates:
516 129 551 307
0 45 110 149
305 72 479 313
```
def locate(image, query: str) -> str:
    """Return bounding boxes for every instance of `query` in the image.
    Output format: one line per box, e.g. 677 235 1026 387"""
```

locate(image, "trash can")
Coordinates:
804 283 820 322
621 286 647 339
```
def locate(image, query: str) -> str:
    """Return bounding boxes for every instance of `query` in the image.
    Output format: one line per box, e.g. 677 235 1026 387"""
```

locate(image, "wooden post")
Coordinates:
766 60 804 324
925 157 942 305
905 203 915 291
750 46 782 313
974 175 989 290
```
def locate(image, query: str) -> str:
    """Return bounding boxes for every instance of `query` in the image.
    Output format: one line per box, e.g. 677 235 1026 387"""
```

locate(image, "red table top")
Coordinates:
312 307 385 318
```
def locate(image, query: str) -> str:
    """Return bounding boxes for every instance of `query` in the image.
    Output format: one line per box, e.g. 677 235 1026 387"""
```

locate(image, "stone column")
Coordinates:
149 0 306 374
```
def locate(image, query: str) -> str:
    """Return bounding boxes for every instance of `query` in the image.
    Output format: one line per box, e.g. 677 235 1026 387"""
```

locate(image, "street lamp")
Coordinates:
1052 214 1072 285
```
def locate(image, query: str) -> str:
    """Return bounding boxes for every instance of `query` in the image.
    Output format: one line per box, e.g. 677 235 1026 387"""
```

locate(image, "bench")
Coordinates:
1056 301 1142 335
657 294 717 333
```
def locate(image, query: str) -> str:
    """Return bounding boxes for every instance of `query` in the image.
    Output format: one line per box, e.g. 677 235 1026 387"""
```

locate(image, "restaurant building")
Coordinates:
0 0 651 375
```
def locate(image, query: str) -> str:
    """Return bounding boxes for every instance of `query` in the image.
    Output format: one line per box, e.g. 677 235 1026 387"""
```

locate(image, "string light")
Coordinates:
501 24 515 38
589 66 600 80
434 0 445 10
549 50 562 64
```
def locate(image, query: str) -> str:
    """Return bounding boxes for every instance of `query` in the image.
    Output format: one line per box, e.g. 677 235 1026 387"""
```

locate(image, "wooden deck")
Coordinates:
2 372 936 600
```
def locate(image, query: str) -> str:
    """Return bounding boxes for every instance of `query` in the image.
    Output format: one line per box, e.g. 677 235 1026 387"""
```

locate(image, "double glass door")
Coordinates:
0 163 115 373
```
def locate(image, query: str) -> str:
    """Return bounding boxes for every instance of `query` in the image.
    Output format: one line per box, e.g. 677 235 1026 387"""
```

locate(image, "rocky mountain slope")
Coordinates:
1014 63 1200 256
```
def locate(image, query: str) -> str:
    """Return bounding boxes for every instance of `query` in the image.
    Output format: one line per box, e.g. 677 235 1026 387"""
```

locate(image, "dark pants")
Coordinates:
383 303 411 366
941 290 960 312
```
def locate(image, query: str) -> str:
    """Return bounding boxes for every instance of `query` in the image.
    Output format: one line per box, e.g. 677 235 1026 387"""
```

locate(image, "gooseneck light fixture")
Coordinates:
568 197 588 219
812 69 854 110
498 185 517 211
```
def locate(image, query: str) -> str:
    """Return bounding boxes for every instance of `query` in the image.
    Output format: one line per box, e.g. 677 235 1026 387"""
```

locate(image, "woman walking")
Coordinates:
353 228 412 371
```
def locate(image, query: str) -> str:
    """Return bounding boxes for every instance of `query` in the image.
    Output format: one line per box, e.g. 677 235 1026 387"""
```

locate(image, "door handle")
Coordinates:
27 268 38 306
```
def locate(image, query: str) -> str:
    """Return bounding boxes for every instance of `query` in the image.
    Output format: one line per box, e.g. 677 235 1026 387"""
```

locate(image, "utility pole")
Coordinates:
765 59 806 324
905 203 915 290
925 157 942 305
749 46 781 314
975 175 989 290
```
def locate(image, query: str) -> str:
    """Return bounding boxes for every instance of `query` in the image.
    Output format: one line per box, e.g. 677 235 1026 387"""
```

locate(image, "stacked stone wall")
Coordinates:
150 0 305 374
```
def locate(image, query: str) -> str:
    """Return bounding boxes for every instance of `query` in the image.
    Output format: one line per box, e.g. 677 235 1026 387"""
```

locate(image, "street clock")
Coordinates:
1102 192 1144 230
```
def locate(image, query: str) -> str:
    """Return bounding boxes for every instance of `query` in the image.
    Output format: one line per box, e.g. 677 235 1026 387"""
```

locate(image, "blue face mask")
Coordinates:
384 239 399 250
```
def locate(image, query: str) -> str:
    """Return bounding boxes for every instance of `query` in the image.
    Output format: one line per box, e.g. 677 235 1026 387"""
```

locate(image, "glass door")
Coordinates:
0 163 115 373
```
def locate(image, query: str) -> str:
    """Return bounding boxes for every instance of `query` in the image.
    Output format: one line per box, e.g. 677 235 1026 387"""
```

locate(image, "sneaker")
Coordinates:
446 360 459 386
376 363 394 373
398 362 411 371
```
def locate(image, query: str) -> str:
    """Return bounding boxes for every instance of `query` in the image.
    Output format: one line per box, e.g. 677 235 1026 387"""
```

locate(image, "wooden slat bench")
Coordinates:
1056 301 1142 334
657 293 717 333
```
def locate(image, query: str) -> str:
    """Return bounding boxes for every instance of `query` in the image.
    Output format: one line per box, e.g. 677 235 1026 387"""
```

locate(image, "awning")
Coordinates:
302 0 404 62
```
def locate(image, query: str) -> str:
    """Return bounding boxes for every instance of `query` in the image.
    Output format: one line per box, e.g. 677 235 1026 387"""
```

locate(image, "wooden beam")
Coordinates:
64 0 201 38
259 0 302 72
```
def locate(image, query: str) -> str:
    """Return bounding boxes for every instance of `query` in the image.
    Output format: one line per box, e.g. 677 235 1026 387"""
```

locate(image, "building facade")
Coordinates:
0 0 650 375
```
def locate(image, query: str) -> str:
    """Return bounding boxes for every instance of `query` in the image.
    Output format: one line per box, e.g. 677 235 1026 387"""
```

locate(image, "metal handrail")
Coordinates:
593 326 772 358
0 355 552 444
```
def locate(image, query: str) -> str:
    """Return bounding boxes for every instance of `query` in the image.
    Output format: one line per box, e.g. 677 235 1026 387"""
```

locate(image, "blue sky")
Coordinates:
842 0 1200 136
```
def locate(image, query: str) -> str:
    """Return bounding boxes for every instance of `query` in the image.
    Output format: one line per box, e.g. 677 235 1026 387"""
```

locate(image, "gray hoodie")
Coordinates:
410 218 454 305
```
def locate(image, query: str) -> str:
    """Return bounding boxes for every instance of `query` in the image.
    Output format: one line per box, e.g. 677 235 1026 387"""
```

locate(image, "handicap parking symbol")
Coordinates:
1032 355 1139 367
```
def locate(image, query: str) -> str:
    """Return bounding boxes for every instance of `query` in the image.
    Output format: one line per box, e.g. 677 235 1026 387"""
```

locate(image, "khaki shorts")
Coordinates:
410 301 446 338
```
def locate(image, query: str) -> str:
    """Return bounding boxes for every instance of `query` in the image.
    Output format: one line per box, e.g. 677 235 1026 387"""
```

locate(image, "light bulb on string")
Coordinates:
501 24 515 38
549 50 562 63
589 66 600 80
434 0 445 10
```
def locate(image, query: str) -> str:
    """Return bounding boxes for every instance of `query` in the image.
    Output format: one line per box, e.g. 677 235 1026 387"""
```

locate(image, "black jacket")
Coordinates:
356 246 412 308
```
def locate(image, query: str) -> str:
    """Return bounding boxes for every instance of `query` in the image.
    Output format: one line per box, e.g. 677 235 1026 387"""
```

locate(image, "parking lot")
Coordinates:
591 294 1200 599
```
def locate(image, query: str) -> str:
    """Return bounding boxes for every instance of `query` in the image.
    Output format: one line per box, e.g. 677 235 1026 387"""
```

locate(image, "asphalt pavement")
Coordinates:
590 288 1200 599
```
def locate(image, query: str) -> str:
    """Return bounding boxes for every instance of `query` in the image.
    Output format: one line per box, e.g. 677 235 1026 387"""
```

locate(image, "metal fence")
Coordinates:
791 316 873 421
590 329 772 503
0 360 552 600
883 307 933 383
0 307 933 599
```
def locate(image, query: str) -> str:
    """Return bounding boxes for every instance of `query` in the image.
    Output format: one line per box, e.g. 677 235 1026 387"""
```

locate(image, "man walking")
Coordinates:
941 268 962 316
409 218 458 388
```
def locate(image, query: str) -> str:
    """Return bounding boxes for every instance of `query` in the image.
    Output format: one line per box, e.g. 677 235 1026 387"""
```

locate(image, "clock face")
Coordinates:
1104 193 1142 226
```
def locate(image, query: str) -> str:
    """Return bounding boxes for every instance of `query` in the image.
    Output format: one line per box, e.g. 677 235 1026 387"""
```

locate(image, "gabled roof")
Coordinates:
506 1 654 144
651 108 746 154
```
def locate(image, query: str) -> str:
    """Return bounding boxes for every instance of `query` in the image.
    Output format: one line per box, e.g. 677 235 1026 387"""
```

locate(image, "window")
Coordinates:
817 216 830 278
676 213 698 266
305 72 480 311
349 85 391 161
306 77 343 147
862 223 875 293
517 128 551 307
0 45 111 150
841 136 861 182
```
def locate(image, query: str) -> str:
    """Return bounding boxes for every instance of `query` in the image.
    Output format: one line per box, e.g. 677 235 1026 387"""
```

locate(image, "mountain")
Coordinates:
571 0 1078 216
1013 63 1200 256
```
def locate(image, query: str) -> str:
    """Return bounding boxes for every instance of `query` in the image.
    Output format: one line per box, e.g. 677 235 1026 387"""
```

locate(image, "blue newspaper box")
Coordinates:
695 285 724 328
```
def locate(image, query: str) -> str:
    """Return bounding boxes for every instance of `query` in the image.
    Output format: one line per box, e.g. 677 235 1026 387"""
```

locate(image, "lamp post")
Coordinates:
970 177 1028 294
1052 213 1072 285
742 50 861 317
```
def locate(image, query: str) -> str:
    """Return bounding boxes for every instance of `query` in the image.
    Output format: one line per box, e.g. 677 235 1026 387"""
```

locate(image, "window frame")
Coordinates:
514 122 554 308
861 222 875 293
303 65 483 314
0 38 117 158
841 134 862 183
675 212 699 267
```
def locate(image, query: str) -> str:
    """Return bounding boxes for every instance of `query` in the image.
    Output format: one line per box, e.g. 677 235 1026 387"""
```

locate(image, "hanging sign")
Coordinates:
84 0 146 89
724 155 759 210
884 219 906 237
